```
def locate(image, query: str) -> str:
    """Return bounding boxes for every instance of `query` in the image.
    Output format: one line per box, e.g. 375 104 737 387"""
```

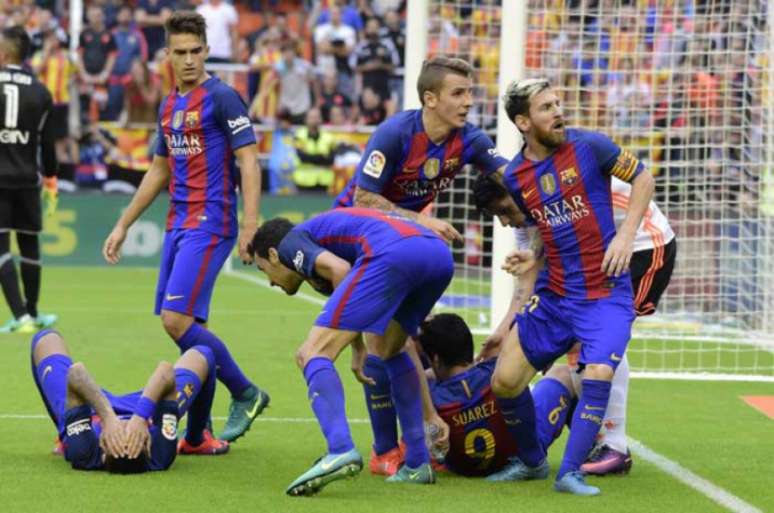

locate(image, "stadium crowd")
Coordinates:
0 0 764 199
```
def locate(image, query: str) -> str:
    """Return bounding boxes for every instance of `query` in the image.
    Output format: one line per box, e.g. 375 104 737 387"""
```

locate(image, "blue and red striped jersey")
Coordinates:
504 128 643 300
277 208 436 279
431 359 518 477
156 76 256 237
334 109 508 211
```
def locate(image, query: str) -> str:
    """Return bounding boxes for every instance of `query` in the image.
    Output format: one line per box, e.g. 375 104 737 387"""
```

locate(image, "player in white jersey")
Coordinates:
484 176 677 475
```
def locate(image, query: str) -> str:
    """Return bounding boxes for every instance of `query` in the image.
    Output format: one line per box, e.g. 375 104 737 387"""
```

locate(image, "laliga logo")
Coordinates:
293 251 304 272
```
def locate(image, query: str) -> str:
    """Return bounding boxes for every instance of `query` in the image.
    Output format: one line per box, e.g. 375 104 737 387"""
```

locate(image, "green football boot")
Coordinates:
386 462 436 484
34 313 58 329
286 449 363 496
0 314 36 334
218 385 270 442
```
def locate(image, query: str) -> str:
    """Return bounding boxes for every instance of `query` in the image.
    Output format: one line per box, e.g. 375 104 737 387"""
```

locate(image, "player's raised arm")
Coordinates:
103 154 171 264
66 362 125 458
235 143 261 264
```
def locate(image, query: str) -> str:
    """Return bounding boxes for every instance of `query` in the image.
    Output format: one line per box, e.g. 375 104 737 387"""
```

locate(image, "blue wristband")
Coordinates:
133 397 157 421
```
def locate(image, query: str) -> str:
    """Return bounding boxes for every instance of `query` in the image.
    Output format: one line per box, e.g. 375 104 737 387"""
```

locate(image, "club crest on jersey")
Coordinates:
560 167 578 186
161 414 178 441
424 158 440 179
172 111 184 129
443 157 460 172
363 150 386 178
540 173 556 195
185 111 199 128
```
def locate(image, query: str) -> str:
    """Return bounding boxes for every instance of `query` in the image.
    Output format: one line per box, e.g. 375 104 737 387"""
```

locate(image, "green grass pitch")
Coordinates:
0 266 771 512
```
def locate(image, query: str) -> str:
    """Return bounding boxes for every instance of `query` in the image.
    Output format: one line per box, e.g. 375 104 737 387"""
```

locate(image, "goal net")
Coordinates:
419 0 774 380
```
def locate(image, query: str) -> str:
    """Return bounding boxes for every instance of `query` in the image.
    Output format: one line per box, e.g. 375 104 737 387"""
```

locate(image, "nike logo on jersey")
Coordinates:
41 365 53 381
522 188 536 200
584 405 606 411
165 294 185 301
369 394 390 401
320 453 347 471
610 353 622 362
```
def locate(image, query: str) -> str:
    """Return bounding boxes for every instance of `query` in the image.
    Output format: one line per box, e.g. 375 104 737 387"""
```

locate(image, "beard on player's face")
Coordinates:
533 121 566 148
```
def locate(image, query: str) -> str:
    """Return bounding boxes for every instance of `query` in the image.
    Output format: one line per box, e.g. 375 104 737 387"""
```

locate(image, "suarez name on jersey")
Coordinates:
431 359 517 477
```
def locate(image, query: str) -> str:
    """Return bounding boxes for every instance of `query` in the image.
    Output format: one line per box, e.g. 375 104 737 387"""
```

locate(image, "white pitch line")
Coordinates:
0 414 369 424
0 414 762 511
225 269 326 306
628 437 762 513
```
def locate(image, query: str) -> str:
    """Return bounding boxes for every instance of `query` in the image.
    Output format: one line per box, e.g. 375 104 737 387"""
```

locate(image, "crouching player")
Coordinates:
31 329 228 473
417 313 577 477
249 207 453 496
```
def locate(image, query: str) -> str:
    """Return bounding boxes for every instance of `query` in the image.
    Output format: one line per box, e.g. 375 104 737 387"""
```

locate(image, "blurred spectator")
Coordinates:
358 86 386 126
197 0 239 63
29 8 58 54
123 58 161 125
293 107 335 190
106 6 148 122
327 105 350 127
318 71 355 124
314 4 357 99
248 28 282 123
30 27 77 188
76 125 109 187
350 17 398 107
313 0 364 33
276 41 318 125
91 0 120 29
357 0 405 19
267 109 299 195
136 0 173 59
77 5 118 121
379 9 405 108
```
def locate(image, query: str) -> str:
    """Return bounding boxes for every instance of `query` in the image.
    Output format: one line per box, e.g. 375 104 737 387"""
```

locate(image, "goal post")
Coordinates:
409 0 774 381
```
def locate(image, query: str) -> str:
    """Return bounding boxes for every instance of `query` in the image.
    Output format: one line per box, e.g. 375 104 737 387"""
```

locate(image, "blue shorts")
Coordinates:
155 229 235 322
514 290 634 371
316 236 453 336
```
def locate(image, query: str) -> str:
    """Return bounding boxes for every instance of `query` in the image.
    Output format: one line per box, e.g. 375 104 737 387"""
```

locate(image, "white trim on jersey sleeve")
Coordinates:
611 177 675 252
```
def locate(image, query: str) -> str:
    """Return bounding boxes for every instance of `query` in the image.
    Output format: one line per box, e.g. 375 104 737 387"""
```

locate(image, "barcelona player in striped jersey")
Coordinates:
417 313 577 478
31 329 227 473
487 178 677 476
482 177 678 476
334 56 508 475
102 12 268 443
249 208 453 495
471 78 655 495
334 56 508 240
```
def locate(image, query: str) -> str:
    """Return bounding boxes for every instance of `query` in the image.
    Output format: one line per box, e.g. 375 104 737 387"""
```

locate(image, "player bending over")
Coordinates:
31 329 227 473
249 208 452 496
